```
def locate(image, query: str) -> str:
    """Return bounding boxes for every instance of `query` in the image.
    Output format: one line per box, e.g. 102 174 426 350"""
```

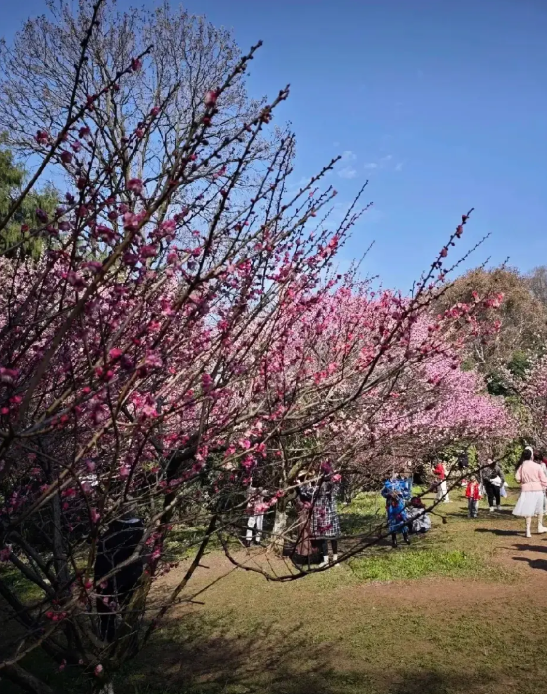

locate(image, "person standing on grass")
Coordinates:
513 446 547 538
386 491 410 548
433 460 450 503
481 458 505 512
245 481 267 547
294 471 314 561
465 476 481 518
311 464 342 568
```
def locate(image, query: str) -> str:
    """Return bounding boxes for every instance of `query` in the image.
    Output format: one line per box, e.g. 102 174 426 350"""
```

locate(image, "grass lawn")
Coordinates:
4 482 547 694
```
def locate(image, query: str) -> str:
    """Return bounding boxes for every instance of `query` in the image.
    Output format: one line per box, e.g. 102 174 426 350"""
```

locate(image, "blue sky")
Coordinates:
1 0 546 291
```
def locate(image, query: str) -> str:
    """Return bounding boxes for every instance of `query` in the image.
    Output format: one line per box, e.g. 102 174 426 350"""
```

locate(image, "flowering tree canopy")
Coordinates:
0 2 513 693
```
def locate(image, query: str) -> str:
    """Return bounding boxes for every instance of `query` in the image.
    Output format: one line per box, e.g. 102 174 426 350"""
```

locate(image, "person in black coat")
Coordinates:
94 512 145 642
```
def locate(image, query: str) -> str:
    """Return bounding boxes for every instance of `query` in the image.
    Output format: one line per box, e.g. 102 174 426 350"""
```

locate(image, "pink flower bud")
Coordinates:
35 130 49 145
204 89 219 107
35 208 49 224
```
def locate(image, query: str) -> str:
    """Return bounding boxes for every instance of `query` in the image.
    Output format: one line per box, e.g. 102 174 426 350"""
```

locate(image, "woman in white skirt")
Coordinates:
513 447 547 537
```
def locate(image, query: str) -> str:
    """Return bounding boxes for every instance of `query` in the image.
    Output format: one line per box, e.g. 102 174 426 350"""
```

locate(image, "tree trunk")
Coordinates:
1 664 54 694
271 502 288 554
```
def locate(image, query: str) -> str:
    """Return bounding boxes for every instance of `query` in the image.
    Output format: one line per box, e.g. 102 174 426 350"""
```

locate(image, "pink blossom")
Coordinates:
140 245 157 259
119 465 131 478
145 351 162 369
127 178 144 194
123 211 142 232
204 89 219 107
35 130 49 145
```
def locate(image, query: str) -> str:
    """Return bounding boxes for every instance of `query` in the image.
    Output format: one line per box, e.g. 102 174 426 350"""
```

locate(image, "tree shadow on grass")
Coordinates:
340 511 382 537
388 669 492 694
119 609 336 694
119 610 499 694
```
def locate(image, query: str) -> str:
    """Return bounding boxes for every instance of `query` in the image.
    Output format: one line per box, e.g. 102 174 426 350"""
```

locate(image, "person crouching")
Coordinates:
406 496 431 535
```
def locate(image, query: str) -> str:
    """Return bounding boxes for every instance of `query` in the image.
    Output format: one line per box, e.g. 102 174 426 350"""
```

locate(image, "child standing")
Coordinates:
465 477 481 518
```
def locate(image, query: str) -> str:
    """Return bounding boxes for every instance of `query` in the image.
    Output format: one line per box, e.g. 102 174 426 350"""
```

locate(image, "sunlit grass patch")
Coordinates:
349 547 479 582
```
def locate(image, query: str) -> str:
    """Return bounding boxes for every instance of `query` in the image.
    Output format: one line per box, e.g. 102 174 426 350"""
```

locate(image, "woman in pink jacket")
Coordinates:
513 446 547 537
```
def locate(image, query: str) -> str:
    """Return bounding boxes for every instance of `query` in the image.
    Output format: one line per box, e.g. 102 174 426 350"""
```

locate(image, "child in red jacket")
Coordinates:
465 476 481 518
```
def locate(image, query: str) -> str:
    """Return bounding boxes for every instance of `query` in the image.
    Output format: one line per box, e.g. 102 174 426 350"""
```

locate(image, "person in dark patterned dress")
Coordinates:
294 473 314 559
311 469 341 568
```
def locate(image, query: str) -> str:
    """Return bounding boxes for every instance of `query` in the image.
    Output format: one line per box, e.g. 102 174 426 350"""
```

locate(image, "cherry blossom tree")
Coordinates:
496 355 547 449
0 3 514 693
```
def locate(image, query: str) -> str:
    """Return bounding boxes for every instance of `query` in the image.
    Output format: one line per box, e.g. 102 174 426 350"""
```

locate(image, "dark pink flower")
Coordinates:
35 208 49 224
35 130 49 145
127 178 144 194
131 57 142 71
109 348 123 361
140 244 157 259
123 212 141 232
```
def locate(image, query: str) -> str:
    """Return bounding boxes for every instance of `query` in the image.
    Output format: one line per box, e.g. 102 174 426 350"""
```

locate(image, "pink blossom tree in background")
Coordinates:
257 284 513 513
0 2 514 693
497 355 547 450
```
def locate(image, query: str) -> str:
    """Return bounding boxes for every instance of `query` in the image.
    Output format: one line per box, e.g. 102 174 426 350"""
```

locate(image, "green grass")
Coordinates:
0 563 44 603
349 547 478 581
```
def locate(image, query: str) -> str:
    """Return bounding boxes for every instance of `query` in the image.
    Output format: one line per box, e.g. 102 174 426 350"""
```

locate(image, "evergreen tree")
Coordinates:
0 144 57 259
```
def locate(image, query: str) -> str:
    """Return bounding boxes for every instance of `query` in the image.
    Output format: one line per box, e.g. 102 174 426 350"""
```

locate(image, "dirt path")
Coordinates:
139 500 547 694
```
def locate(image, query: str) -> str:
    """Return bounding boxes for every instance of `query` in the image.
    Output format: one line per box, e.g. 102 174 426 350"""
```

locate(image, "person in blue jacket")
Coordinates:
381 473 412 503
381 473 411 548
386 492 410 547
